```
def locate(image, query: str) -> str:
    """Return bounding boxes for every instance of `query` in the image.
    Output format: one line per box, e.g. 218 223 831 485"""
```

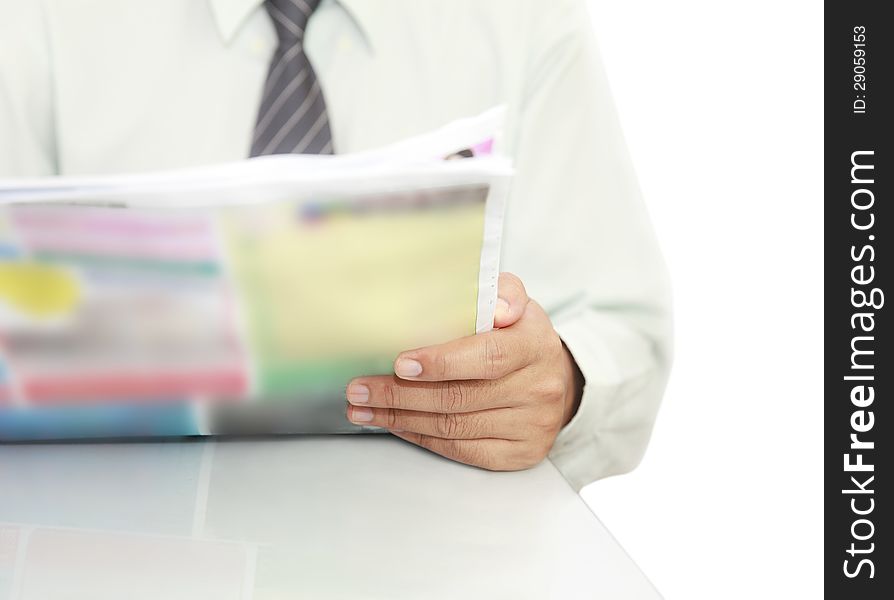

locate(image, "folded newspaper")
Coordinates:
0 108 511 440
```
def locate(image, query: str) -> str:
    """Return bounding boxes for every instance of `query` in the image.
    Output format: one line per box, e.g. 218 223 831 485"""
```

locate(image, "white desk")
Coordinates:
0 437 659 599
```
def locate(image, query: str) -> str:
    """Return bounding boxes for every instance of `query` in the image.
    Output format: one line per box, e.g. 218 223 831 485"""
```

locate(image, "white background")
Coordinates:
579 1 823 598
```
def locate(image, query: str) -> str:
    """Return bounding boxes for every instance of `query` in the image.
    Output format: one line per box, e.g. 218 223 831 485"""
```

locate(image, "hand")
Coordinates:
345 273 583 471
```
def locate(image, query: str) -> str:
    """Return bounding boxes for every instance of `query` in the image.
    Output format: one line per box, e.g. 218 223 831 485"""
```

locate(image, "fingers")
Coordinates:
493 272 529 329
346 376 521 413
347 405 522 440
389 431 534 471
393 326 537 382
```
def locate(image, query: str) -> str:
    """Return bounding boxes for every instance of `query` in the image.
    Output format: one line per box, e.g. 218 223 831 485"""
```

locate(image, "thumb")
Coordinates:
493 272 529 329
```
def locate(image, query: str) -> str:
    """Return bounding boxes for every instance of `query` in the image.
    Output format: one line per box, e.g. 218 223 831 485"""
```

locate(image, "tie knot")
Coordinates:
265 0 321 43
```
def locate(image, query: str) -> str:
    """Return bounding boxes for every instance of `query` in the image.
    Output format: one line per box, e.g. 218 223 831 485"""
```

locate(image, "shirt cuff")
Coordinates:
548 310 667 491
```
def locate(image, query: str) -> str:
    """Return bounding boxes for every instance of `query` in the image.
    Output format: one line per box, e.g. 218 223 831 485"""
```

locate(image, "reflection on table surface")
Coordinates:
0 436 659 599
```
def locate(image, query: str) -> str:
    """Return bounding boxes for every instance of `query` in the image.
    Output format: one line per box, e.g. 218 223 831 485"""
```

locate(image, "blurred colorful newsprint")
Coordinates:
0 109 510 441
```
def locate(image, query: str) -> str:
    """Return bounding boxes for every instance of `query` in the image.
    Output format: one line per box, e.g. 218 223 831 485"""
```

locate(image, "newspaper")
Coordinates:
0 108 512 440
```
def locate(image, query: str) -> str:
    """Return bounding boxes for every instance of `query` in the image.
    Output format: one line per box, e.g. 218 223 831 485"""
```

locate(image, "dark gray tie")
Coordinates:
250 0 333 156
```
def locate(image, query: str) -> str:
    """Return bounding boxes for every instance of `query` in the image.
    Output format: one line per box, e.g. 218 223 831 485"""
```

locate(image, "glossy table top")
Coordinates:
0 437 659 599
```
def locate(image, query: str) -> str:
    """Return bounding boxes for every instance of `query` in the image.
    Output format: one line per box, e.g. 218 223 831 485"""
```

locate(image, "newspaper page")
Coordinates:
0 108 511 440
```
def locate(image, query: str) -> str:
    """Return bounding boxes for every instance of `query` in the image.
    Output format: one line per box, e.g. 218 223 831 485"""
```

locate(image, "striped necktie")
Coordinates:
250 0 334 156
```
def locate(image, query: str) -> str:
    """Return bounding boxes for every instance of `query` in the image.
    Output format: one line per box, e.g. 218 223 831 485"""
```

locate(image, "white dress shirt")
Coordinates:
0 0 672 490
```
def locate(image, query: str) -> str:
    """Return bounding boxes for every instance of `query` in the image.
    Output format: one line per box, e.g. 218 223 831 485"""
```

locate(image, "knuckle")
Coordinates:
535 376 566 406
436 412 463 438
437 351 451 380
465 413 488 438
482 336 507 378
467 443 496 470
411 434 436 454
530 407 562 434
438 381 467 413
384 409 401 430
381 383 400 409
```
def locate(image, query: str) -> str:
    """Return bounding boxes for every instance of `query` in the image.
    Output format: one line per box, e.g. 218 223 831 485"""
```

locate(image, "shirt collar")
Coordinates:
208 0 375 49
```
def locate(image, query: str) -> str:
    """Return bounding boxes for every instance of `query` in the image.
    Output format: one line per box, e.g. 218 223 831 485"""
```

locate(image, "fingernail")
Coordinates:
346 384 370 404
395 358 423 378
349 406 374 423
